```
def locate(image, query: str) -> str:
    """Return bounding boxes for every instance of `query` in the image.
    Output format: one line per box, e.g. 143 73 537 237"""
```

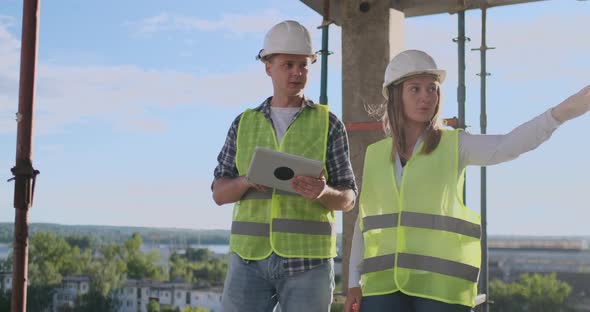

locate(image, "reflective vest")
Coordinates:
231 104 336 260
359 130 481 307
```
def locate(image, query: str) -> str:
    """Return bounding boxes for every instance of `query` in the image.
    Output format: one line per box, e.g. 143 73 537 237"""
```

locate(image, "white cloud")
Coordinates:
0 17 19 74
0 21 272 134
0 19 22 133
0 19 20 91
29 63 271 134
135 9 286 35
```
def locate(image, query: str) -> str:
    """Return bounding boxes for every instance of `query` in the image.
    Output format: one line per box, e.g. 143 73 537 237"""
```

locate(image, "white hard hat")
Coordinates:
256 20 316 63
382 50 446 98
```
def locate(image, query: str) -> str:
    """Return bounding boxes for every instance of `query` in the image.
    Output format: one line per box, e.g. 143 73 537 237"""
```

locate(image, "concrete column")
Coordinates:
341 0 404 293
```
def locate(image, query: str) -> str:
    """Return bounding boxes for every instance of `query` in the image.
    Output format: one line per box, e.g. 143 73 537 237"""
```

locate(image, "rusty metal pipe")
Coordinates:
11 0 41 311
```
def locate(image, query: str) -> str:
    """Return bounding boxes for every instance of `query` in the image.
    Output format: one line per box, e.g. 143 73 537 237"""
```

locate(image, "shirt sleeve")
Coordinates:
348 215 364 288
212 114 242 189
325 113 358 195
459 109 561 168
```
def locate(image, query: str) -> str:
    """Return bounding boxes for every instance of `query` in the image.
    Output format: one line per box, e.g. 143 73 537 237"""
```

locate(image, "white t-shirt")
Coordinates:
270 106 301 143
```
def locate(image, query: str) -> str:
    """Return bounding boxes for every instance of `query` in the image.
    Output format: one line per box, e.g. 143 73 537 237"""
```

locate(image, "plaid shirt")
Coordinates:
213 96 357 275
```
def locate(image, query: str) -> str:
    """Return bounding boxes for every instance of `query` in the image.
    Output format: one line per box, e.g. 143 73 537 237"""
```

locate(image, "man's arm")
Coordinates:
212 177 269 206
212 177 249 205
212 114 254 206
291 175 355 211
317 186 356 212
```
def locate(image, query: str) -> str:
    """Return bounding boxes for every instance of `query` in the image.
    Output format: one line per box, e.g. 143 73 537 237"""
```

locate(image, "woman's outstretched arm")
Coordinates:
459 84 590 168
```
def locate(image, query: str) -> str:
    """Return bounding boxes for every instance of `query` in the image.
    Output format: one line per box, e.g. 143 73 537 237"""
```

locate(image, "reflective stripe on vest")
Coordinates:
241 189 299 200
363 212 481 239
241 190 273 200
361 254 395 274
231 219 335 236
362 253 479 283
231 222 269 237
273 219 335 236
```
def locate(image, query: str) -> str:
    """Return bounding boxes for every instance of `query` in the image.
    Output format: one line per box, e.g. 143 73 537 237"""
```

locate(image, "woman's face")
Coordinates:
401 75 439 125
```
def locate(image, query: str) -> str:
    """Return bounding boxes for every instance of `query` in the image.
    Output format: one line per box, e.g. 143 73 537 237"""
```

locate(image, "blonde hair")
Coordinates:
383 76 443 161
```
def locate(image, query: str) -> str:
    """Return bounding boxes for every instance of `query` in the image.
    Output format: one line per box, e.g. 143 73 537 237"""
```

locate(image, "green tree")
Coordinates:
123 234 165 280
182 307 210 312
72 291 120 312
0 285 54 311
0 290 10 312
185 248 212 262
87 244 127 296
169 247 228 285
0 254 11 272
147 299 160 312
26 285 56 312
490 273 572 312
65 235 95 250
169 253 193 282
28 231 78 286
490 279 522 312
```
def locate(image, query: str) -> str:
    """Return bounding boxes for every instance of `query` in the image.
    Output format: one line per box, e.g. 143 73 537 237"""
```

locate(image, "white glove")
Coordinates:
551 84 590 123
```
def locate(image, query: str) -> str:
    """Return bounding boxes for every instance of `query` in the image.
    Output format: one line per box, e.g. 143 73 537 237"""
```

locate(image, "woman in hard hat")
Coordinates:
344 49 590 312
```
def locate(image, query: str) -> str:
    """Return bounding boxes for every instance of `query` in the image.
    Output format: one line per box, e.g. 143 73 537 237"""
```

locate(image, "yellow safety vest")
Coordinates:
231 104 336 260
359 130 481 307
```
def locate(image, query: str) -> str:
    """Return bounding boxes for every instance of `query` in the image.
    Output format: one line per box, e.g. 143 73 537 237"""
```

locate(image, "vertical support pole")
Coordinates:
341 1 404 294
472 6 494 311
11 1 41 311
318 0 331 105
455 10 468 204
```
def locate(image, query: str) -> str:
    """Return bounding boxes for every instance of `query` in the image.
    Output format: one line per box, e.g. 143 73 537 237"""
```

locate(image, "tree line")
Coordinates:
0 223 230 245
0 231 227 311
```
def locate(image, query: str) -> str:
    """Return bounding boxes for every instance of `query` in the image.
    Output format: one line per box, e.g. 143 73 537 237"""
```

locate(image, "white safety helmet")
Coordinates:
382 50 446 98
256 20 316 63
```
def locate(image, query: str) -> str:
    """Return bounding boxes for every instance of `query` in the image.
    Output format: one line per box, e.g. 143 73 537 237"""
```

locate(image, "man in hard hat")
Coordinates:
212 20 357 311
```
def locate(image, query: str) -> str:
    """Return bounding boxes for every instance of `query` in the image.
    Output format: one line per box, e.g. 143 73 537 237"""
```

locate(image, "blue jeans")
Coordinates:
361 292 471 312
221 253 334 312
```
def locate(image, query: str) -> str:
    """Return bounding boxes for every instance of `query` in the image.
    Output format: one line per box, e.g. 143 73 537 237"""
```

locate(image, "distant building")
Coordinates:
0 271 11 293
114 279 222 312
47 276 223 312
1 271 222 311
52 275 90 311
489 238 590 311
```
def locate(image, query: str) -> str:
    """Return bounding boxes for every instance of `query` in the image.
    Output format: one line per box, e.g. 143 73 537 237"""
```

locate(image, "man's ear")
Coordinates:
265 60 272 77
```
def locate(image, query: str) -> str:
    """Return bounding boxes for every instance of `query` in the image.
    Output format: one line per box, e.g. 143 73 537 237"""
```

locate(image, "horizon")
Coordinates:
2 222 590 239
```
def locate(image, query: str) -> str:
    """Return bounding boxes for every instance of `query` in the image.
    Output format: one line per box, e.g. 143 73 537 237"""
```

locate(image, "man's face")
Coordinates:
265 54 309 97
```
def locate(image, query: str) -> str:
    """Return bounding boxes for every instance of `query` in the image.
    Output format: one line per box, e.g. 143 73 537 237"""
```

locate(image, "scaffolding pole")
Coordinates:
472 5 494 312
454 10 468 203
318 0 332 105
10 0 41 311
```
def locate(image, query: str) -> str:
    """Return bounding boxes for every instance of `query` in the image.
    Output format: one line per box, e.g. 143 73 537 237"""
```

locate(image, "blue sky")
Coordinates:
0 1 588 235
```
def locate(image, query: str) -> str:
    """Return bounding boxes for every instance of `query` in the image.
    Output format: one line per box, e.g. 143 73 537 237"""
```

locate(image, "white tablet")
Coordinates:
246 147 324 193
